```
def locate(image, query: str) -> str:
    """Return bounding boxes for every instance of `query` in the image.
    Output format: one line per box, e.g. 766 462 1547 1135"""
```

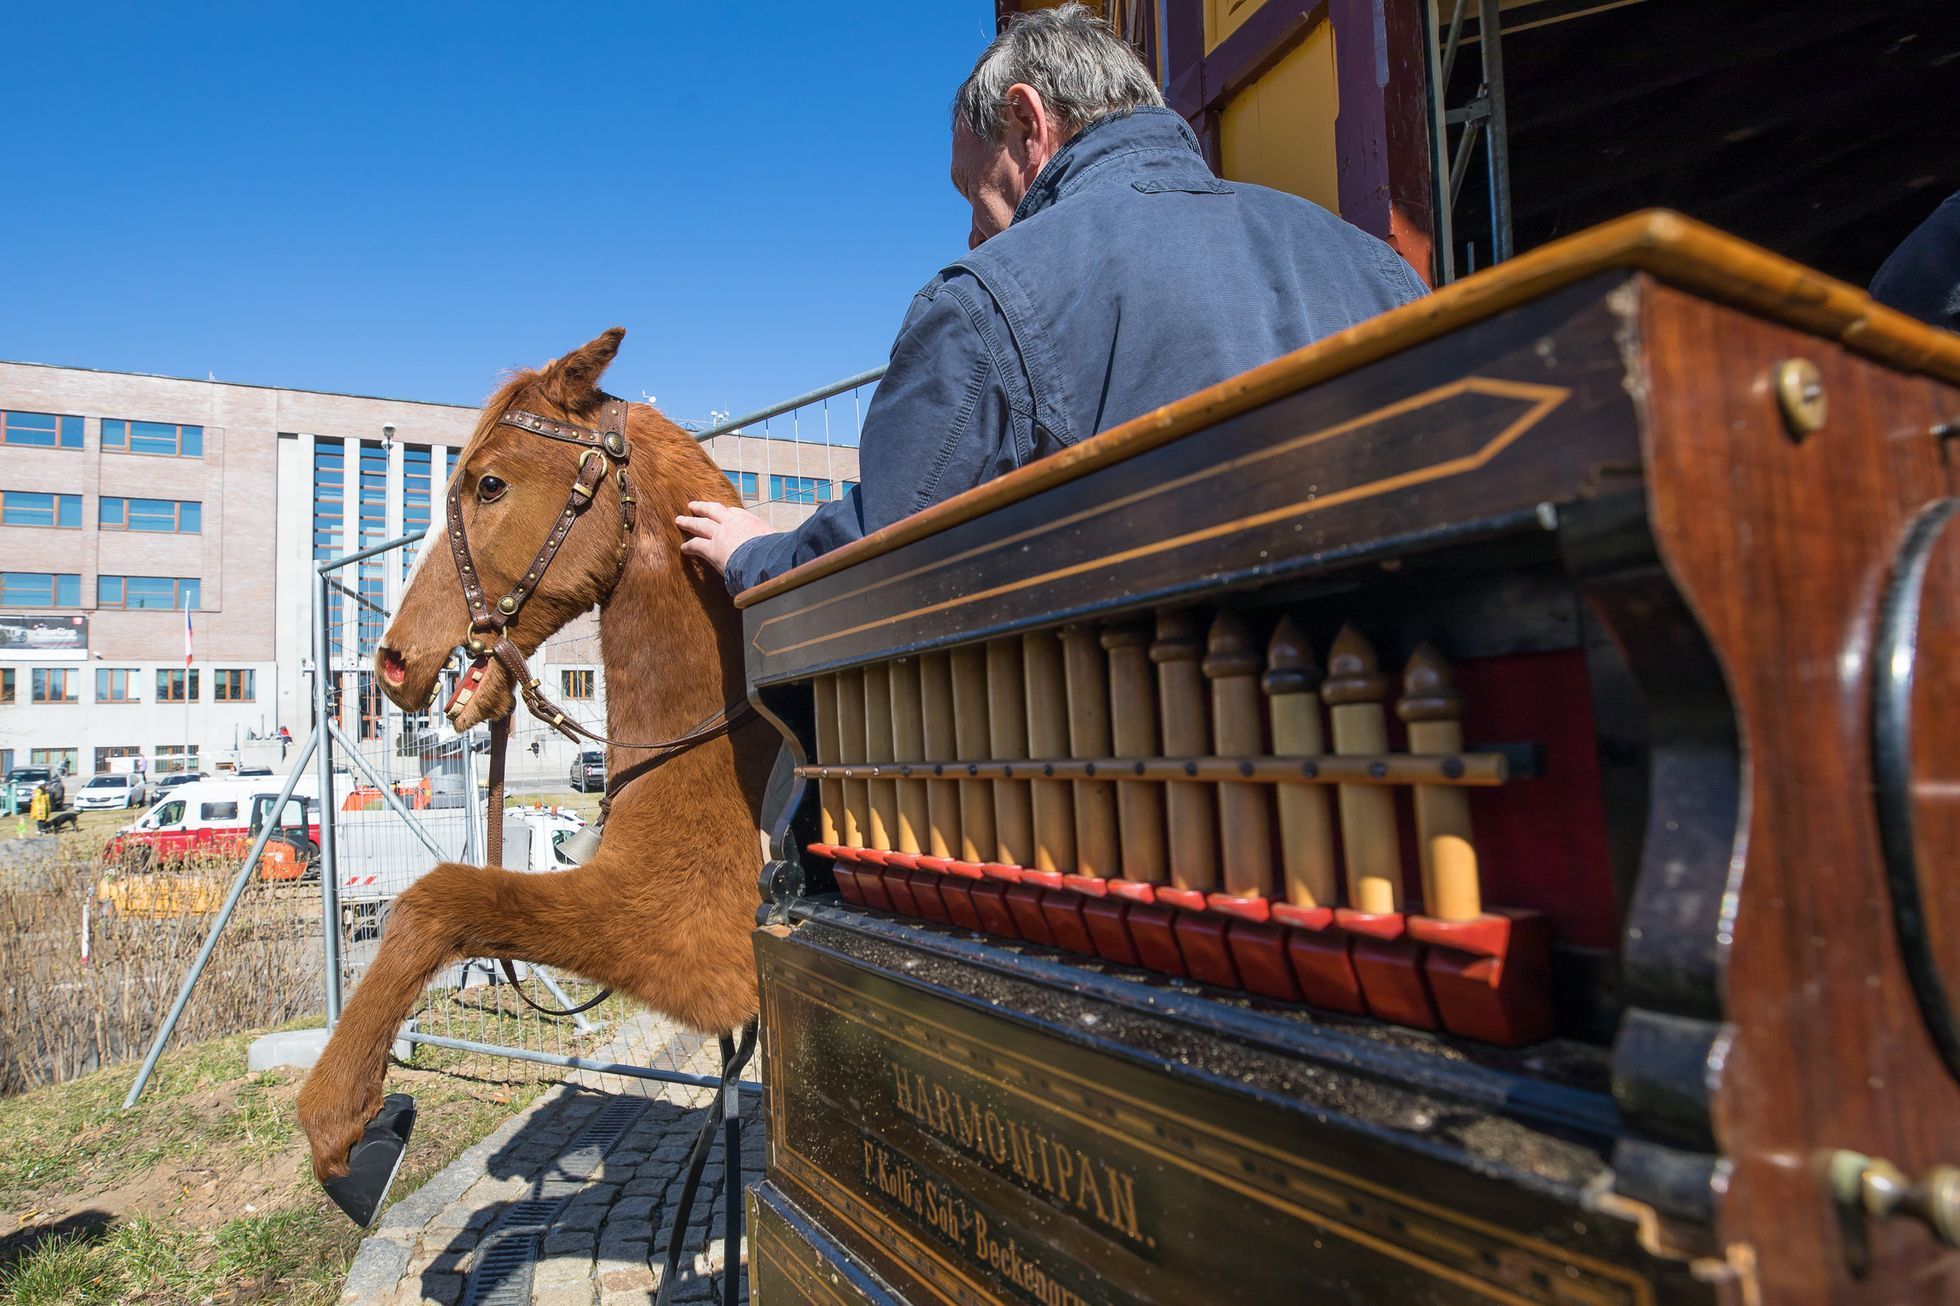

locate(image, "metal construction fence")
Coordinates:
120 365 897 1105
122 524 749 1105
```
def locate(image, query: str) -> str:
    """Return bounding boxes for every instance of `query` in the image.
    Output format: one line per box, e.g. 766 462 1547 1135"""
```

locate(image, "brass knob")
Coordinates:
1774 358 1827 439
1831 1150 1960 1249
498 595 518 615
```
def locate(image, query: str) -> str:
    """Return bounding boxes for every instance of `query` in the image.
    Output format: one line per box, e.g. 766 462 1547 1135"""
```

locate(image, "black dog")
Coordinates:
39 809 81 834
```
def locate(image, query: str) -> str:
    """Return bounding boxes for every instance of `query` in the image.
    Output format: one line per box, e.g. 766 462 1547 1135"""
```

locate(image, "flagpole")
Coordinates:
183 597 193 774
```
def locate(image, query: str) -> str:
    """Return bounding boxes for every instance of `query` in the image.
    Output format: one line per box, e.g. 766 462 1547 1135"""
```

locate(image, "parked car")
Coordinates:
570 750 605 793
7 766 64 809
75 773 150 810
155 772 207 793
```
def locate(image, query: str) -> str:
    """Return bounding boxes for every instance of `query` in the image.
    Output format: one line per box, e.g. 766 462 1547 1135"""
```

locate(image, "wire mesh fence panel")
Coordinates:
688 369 876 532
318 535 647 1085
2 822 327 1095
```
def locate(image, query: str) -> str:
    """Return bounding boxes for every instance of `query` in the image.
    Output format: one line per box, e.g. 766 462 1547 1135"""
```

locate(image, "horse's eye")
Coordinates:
477 475 508 503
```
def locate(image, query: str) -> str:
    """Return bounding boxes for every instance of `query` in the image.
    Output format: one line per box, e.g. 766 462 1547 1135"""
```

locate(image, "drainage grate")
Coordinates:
459 1099 652 1306
464 1200 563 1306
544 1098 648 1191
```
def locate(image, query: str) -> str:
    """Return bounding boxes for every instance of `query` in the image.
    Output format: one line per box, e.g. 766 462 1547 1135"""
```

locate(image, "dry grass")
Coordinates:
0 1027 557 1305
1 837 324 1097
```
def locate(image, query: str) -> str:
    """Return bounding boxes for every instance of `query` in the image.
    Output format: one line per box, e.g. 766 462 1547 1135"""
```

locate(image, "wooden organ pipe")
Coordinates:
986 638 1035 865
888 658 929 856
1101 622 1167 881
1060 623 1120 878
1397 645 1482 921
950 645 996 863
1324 625 1401 913
1023 631 1077 873
1151 609 1219 892
919 652 962 859
1204 612 1274 900
813 674 843 847
835 670 870 849
862 664 899 852
1264 619 1338 909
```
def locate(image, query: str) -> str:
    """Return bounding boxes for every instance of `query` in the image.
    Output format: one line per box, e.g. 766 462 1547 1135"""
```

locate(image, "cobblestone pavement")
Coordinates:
339 1012 765 1306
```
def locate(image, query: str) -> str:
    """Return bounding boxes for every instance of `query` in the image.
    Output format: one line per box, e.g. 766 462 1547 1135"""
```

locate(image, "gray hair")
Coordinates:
953 3 1163 144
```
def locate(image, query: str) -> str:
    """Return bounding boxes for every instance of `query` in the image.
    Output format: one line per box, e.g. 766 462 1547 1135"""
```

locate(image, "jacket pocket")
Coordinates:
1132 177 1234 195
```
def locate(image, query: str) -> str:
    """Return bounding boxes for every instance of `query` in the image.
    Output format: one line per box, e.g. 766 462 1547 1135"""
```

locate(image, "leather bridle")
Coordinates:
440 392 756 1013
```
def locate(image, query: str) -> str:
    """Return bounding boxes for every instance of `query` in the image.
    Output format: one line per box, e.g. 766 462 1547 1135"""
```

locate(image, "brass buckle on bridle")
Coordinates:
572 449 607 498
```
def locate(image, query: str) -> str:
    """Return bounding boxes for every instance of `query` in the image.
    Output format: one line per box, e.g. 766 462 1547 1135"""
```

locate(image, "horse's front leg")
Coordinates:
296 861 581 1182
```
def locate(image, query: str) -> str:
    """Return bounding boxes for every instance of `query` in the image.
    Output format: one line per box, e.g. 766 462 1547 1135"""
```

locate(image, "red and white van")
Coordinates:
101 777 322 871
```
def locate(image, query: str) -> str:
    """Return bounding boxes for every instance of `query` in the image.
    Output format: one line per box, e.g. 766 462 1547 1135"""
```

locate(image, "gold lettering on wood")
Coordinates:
886 1058 1149 1248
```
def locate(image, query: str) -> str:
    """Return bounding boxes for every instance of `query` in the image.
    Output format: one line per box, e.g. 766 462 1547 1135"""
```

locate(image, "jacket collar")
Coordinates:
1011 107 1208 226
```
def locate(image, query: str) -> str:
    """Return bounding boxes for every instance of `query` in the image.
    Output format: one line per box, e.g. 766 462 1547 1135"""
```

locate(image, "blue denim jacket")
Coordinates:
723 107 1428 594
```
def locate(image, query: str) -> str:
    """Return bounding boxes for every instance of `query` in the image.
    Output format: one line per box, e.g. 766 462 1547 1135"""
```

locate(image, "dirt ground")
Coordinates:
0 1027 556 1304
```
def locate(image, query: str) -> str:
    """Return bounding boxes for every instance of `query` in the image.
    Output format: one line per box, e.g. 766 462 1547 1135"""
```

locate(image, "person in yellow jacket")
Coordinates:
29 784 52 833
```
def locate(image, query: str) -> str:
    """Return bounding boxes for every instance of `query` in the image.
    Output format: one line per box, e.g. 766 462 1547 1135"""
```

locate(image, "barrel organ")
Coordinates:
738 213 1960 1304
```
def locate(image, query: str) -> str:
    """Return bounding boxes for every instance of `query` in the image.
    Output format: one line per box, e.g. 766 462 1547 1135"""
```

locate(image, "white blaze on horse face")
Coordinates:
401 482 453 595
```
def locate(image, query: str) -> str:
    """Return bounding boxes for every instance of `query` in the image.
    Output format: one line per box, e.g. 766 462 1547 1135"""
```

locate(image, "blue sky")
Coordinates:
0 4 992 423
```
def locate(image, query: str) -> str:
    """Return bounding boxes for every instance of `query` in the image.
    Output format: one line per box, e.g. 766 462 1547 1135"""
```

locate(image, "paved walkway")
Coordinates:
340 1014 764 1306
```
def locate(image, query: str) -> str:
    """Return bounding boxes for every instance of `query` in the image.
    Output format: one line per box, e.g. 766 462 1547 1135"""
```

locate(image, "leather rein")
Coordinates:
441 393 756 1016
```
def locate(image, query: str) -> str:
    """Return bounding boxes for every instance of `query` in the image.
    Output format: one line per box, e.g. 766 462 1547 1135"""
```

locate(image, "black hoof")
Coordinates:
322 1093 416 1228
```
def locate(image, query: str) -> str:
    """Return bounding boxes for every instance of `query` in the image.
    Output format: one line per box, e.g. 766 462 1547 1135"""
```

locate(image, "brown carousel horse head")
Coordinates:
376 326 637 730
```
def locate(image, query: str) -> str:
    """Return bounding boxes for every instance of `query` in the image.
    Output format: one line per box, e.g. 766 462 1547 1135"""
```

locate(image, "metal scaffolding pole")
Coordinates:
313 573 345 1024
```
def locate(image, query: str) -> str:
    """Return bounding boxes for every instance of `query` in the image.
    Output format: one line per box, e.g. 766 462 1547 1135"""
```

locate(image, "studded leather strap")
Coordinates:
446 395 634 642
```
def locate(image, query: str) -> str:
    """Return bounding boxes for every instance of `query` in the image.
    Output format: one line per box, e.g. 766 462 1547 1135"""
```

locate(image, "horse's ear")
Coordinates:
537 327 625 411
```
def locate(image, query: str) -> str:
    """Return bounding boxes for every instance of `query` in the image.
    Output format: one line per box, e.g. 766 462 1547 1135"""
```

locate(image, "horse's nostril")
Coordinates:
380 648 409 686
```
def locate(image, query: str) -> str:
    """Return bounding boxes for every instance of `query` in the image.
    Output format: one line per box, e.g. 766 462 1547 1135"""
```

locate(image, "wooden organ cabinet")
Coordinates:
737 214 1960 1304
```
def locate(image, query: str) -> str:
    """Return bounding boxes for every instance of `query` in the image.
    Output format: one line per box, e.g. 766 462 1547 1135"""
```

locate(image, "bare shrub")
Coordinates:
1 840 325 1096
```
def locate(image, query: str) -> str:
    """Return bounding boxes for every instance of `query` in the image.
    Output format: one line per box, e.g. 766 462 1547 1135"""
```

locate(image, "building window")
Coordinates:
402 444 432 578
157 668 199 702
841 480 859 493
98 576 201 610
357 441 387 655
724 471 759 501
0 573 82 607
0 491 82 528
0 749 10 775
29 747 77 774
768 474 833 505
214 669 255 702
95 745 141 773
101 419 204 457
100 497 201 533
314 442 345 656
96 668 138 702
0 411 83 450
358 672 383 742
155 746 198 775
0 669 12 703
31 668 77 703
562 669 595 700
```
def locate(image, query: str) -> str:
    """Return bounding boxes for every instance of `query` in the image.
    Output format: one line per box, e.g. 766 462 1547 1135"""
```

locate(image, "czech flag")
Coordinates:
183 600 194 668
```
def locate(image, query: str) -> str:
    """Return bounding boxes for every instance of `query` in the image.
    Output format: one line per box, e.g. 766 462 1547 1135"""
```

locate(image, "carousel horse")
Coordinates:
295 329 775 1203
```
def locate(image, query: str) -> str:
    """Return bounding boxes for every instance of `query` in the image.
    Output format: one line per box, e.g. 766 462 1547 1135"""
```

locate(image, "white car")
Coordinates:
75 773 150 810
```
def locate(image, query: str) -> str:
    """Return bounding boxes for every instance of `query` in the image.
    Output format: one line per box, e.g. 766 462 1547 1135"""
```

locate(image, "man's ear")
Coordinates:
537 327 625 413
1004 82 1061 174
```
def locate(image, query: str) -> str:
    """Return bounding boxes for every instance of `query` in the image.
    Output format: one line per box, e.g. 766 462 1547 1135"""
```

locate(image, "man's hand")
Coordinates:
676 500 776 577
